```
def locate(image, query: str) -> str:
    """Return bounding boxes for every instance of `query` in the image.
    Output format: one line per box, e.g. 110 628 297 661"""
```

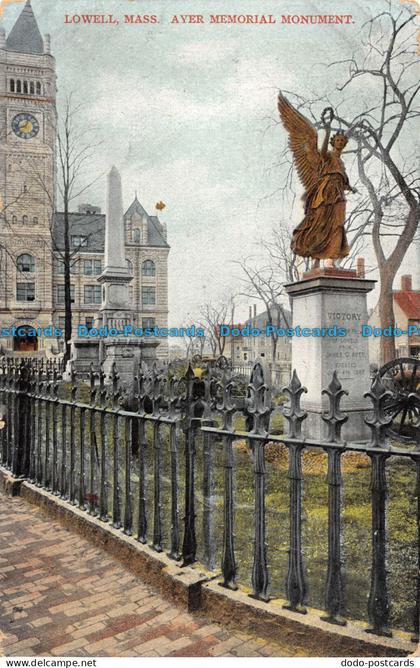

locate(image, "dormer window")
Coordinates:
71 235 88 248
133 228 140 243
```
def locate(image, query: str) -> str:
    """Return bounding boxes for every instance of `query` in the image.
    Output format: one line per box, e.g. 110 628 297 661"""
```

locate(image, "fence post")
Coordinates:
181 364 200 566
11 363 31 478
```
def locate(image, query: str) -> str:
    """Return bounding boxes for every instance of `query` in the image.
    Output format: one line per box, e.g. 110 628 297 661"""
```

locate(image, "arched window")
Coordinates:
142 260 155 277
36 81 41 95
33 217 38 225
30 81 34 95
133 228 140 243
16 80 21 93
10 79 15 93
22 215 28 224
17 254 35 273
126 259 133 274
12 215 17 224
23 81 28 94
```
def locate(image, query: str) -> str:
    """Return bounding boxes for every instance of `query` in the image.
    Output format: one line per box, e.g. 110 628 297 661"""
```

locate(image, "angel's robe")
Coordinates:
291 151 350 260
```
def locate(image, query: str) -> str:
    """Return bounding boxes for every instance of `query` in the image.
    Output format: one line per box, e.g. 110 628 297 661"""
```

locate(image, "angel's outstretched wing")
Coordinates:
277 93 321 191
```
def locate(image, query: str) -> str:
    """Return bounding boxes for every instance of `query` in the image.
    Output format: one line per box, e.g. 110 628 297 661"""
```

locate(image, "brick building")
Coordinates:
0 2 169 360
368 275 420 364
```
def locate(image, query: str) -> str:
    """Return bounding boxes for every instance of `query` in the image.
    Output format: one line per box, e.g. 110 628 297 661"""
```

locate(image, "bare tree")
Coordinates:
28 94 103 363
199 297 236 357
275 1 419 363
235 258 290 362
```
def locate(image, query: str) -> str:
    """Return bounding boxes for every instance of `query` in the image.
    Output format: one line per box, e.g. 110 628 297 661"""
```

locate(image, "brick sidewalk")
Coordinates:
0 492 306 657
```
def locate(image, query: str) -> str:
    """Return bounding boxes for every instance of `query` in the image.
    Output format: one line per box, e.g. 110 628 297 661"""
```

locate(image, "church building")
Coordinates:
0 1 169 360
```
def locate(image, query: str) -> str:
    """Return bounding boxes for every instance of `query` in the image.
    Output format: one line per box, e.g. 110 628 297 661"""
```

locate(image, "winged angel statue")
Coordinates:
278 93 357 268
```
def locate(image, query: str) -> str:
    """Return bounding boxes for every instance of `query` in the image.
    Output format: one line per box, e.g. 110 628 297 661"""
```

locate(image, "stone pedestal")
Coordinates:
69 338 100 377
101 338 159 384
285 269 376 442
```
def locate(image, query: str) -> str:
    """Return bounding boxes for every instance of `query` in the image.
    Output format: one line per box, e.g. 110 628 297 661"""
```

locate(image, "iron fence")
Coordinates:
0 356 419 640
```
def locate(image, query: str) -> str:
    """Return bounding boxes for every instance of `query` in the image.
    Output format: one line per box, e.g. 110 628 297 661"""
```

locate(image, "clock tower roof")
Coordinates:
6 0 44 55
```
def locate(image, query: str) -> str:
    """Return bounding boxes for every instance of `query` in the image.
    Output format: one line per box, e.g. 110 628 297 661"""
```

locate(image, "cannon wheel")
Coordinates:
378 357 420 443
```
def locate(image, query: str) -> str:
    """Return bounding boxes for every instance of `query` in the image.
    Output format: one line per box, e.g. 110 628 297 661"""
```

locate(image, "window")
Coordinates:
12 215 17 224
84 259 102 275
23 81 28 94
16 282 35 302
57 259 77 275
30 81 35 95
84 259 93 275
133 228 140 243
36 81 41 95
17 254 35 273
56 285 75 304
16 80 21 93
10 79 15 93
71 235 88 248
58 317 66 330
142 317 156 329
142 260 155 277
126 259 133 274
85 317 94 329
142 287 156 306
33 217 38 225
22 215 28 224
84 285 101 304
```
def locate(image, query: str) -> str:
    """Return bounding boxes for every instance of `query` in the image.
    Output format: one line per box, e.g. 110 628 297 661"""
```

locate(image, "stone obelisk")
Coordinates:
97 166 136 381
99 166 132 320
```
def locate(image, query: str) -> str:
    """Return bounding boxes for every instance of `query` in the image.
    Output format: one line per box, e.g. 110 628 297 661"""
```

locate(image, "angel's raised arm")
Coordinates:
277 93 321 191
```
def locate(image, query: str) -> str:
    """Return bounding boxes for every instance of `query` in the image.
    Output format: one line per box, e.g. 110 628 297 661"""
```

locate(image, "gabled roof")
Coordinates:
53 213 105 253
124 197 169 248
53 207 169 251
6 0 44 55
394 291 420 319
124 196 148 220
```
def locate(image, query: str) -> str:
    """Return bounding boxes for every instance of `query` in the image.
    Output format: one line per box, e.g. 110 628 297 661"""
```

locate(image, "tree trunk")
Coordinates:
63 201 72 365
378 271 396 366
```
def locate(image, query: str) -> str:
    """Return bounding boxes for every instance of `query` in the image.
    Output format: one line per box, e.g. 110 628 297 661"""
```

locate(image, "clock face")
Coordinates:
12 113 39 140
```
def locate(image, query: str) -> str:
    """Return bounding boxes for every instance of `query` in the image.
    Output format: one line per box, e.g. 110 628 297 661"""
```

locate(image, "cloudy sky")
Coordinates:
2 0 419 323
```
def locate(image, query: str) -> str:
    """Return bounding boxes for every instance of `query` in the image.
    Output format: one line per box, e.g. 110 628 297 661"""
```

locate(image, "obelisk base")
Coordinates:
285 270 376 443
101 339 159 384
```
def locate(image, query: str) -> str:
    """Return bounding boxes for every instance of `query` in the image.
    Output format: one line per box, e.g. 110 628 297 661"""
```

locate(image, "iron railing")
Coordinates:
0 356 419 640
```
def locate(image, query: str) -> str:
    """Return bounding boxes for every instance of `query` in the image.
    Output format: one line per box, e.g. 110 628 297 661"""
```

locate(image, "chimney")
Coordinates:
249 306 252 321
253 305 257 318
356 257 365 279
401 275 412 292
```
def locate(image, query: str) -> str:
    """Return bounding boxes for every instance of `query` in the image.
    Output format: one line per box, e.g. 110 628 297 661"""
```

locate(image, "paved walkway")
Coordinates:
0 492 305 657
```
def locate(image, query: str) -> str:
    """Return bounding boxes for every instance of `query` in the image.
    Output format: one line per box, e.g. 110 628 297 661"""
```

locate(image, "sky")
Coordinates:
2 0 420 324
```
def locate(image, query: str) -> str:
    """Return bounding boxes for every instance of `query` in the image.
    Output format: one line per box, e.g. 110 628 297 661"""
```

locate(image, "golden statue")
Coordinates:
278 93 357 268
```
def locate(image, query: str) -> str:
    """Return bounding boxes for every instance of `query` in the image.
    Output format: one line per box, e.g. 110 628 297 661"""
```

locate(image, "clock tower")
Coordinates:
0 0 57 352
